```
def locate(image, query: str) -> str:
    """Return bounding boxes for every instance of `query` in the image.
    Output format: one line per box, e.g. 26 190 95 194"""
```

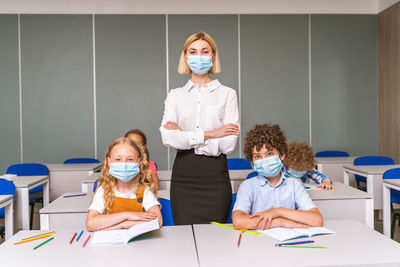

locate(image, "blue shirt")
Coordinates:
282 166 329 184
233 172 316 215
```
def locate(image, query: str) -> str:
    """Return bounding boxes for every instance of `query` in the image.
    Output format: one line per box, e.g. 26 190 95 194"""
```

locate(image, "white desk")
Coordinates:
0 226 198 267
45 163 102 200
40 192 92 230
81 172 100 193
12 175 49 230
0 195 13 239
194 220 400 267
316 156 357 183
343 164 400 210
308 182 374 228
383 179 400 237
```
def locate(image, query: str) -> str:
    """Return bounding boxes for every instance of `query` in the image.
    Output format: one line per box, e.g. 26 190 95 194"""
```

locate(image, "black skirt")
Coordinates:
170 149 232 225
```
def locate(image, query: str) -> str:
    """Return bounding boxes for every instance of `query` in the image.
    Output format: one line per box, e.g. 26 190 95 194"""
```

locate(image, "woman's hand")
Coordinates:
317 180 334 190
126 212 158 222
163 121 181 131
205 123 240 140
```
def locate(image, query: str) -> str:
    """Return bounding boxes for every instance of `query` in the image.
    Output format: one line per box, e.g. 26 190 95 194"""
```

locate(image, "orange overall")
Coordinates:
111 185 145 213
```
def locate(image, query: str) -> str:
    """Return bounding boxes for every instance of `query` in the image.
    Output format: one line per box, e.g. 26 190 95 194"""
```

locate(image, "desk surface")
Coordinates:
307 182 373 200
343 164 400 175
0 195 13 205
45 163 103 172
194 220 400 267
81 172 100 183
40 192 92 214
383 179 400 188
316 156 357 164
10 175 49 188
0 226 198 267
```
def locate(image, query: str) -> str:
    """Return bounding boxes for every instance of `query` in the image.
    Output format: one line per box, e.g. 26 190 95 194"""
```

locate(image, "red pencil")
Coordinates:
237 231 243 247
82 235 91 247
69 232 77 244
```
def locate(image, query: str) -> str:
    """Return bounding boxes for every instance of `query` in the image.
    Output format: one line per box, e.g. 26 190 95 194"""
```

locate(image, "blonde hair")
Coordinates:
283 141 316 171
99 137 157 214
177 32 221 75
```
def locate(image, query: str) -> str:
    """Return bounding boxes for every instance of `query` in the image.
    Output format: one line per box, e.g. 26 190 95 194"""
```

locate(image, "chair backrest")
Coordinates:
159 198 174 226
64 158 100 164
383 168 400 204
6 163 48 176
354 156 395 166
0 179 16 218
93 179 99 193
226 193 237 223
246 171 258 179
227 158 252 170
315 151 349 157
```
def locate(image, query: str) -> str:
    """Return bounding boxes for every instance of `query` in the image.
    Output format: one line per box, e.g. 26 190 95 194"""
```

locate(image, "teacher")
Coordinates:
160 32 240 225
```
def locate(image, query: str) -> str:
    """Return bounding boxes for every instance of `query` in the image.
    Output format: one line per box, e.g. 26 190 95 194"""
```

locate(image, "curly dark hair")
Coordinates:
244 123 287 162
283 141 316 171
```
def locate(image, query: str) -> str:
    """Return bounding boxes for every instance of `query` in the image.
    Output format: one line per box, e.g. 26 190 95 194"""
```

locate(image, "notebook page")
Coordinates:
258 227 308 241
127 219 160 242
91 229 128 246
293 227 335 237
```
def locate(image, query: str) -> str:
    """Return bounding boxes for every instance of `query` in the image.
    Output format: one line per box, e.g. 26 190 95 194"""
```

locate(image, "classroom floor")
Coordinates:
1 207 400 244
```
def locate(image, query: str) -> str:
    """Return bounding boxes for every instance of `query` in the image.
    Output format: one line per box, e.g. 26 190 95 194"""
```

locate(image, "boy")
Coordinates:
232 123 323 230
283 141 333 190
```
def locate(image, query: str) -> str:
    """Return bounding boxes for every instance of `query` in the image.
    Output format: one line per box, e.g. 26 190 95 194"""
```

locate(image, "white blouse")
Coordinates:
160 79 239 156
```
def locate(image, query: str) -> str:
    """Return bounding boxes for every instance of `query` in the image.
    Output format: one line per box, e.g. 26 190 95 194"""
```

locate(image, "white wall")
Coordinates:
0 0 386 14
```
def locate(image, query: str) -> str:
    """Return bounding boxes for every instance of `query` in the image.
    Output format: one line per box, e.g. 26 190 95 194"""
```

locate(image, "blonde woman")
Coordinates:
86 137 162 231
160 32 240 224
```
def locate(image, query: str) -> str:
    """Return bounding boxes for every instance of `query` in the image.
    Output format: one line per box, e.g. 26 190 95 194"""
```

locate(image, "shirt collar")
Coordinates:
257 172 286 188
184 79 221 92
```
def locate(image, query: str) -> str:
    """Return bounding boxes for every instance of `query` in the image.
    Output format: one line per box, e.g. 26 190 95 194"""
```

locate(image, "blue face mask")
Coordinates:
109 162 140 182
287 168 307 178
187 55 213 75
253 155 283 178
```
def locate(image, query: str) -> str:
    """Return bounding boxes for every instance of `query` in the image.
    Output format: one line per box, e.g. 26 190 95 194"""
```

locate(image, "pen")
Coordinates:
76 230 84 242
64 193 87 198
279 245 326 248
275 240 314 246
82 235 91 247
33 237 54 250
70 232 77 244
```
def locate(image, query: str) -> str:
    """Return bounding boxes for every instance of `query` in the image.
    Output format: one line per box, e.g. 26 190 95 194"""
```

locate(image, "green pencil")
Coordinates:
33 237 54 250
279 245 326 248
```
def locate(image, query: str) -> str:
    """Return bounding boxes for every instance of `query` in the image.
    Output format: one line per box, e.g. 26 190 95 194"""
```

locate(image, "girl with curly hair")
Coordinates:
86 137 162 231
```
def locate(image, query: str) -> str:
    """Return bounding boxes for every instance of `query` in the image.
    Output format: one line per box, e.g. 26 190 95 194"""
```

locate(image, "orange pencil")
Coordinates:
14 234 53 245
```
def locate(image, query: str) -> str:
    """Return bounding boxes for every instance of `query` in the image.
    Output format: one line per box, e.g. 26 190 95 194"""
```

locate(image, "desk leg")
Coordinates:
40 214 49 230
5 201 14 239
365 198 374 229
367 174 374 209
82 183 88 193
43 180 49 206
16 187 30 230
317 163 323 172
343 171 350 185
383 184 391 237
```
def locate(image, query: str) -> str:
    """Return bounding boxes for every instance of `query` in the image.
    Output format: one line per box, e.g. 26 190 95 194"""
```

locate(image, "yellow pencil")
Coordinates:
13 234 53 245
22 231 56 240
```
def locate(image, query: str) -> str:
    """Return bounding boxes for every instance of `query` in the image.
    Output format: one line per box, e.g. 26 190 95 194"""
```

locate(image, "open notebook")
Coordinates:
259 227 335 241
91 219 160 246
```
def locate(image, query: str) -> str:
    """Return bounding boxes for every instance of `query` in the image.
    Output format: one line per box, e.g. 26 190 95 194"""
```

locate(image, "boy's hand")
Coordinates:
297 178 303 183
250 209 278 230
276 218 310 229
317 180 334 190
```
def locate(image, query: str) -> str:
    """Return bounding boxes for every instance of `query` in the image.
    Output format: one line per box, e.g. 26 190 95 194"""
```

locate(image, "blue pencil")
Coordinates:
76 230 84 242
275 240 314 246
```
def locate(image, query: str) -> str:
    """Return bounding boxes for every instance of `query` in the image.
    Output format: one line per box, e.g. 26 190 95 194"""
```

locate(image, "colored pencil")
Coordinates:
69 232 77 244
82 235 91 247
76 230 84 242
64 193 87 198
275 240 314 247
13 234 53 245
22 231 55 240
33 237 54 250
279 245 327 248
210 222 263 236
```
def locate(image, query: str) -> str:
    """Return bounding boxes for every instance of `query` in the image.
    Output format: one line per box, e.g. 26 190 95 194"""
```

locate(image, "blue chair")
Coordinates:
159 198 174 226
247 171 258 179
383 168 400 238
0 179 16 238
227 158 252 170
315 151 349 157
6 163 49 229
227 193 237 223
64 158 100 164
354 156 395 191
93 179 99 193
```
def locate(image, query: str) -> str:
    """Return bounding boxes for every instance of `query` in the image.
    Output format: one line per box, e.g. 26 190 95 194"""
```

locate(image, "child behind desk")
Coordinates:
125 129 160 191
86 137 162 231
283 141 333 190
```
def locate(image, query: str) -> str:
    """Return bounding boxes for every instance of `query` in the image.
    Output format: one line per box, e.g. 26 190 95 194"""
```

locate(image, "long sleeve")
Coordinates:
306 170 328 184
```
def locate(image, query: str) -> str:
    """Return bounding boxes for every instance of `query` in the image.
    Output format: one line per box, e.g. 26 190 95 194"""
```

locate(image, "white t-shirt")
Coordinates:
88 185 160 214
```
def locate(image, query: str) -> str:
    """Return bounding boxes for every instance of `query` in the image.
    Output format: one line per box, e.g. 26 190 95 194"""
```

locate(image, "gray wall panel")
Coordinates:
21 15 94 163
311 15 378 155
0 15 20 171
96 15 167 169
241 15 309 147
